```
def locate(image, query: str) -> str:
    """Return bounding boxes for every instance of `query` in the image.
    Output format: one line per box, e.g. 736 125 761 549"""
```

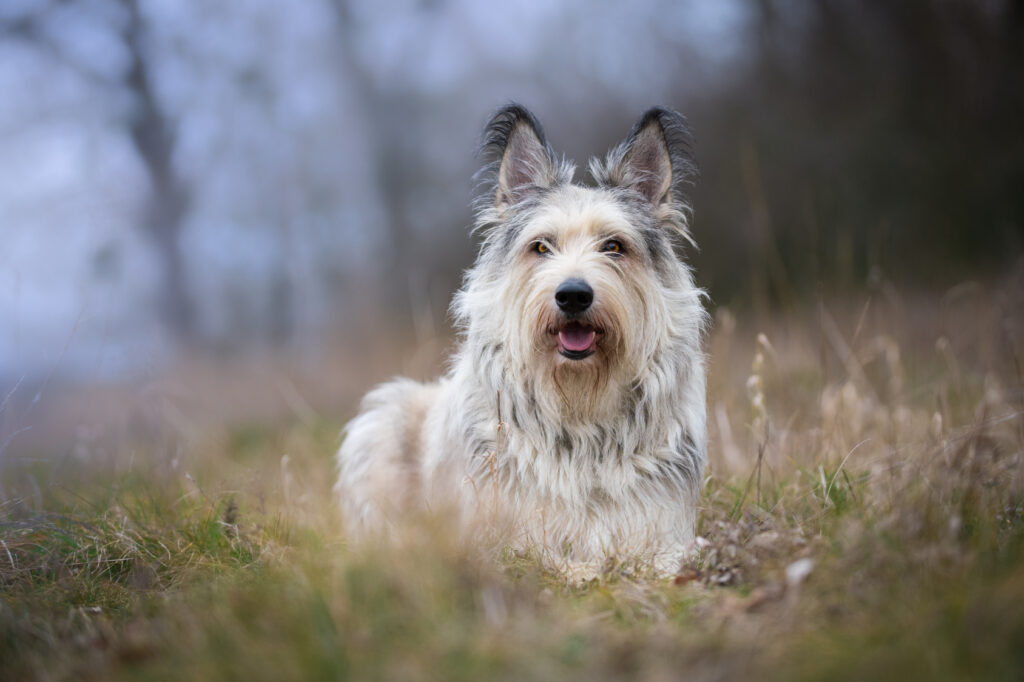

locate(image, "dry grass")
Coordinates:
1 275 1023 681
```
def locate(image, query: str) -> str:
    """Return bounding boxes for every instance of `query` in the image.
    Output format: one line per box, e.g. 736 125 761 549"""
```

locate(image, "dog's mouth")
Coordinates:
554 321 600 360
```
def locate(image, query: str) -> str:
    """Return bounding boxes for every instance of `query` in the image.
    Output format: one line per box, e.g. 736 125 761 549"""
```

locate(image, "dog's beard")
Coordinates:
526 306 630 421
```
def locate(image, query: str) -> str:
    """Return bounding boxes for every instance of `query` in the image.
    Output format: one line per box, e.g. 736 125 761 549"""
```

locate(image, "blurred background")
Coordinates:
1 0 1022 453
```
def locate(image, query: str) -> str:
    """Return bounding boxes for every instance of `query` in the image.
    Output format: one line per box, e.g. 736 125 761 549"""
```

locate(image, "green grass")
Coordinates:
2 297 1023 681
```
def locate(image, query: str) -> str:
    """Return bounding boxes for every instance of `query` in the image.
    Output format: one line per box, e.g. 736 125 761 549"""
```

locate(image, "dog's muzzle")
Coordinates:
553 279 598 359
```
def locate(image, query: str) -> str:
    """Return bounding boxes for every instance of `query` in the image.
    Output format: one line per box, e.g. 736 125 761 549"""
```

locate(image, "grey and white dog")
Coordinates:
336 104 707 575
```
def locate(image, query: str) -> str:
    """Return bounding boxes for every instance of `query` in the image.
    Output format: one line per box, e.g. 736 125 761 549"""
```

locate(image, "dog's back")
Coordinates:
334 378 439 532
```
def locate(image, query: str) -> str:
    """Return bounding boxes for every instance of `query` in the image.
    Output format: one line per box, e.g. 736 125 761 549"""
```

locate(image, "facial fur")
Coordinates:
454 105 704 422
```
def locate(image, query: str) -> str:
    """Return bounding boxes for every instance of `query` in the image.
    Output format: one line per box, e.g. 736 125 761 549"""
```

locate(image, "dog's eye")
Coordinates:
601 239 623 255
532 242 550 255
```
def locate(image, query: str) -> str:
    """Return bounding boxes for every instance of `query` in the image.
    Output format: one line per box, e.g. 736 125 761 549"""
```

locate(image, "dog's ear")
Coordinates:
597 107 696 208
481 104 561 207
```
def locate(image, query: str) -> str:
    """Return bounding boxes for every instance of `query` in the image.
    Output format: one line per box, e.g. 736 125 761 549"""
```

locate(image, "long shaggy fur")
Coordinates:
336 104 708 575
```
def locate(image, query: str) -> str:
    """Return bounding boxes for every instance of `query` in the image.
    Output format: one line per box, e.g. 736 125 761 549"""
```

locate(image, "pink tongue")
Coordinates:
559 324 596 352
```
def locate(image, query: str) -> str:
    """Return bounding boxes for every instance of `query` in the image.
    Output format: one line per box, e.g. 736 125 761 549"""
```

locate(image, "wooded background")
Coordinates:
1 0 1022 381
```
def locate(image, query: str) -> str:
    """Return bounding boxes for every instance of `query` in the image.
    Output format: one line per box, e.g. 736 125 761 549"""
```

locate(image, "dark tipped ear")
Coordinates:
600 107 695 207
481 104 559 207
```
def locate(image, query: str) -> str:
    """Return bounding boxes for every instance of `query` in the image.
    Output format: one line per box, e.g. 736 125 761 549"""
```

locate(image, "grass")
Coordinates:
2 281 1023 681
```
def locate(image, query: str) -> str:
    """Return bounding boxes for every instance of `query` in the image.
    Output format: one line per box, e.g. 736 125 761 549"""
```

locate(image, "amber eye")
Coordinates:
532 241 550 255
601 239 623 254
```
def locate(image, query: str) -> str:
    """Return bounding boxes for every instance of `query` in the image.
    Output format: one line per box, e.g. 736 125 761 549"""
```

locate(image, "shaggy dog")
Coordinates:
336 104 707 575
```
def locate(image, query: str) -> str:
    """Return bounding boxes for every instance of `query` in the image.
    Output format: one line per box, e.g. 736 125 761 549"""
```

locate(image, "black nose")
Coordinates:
555 279 594 315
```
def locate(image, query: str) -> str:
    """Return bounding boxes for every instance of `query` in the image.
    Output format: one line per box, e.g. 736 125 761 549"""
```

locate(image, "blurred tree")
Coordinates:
690 0 1024 306
329 0 444 317
122 0 194 343
0 0 195 343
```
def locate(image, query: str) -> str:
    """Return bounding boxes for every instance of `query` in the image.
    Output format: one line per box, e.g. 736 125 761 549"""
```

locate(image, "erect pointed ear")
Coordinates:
597 107 696 207
481 104 562 208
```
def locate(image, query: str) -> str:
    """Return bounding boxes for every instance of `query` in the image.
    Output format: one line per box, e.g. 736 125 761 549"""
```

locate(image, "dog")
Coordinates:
335 104 707 576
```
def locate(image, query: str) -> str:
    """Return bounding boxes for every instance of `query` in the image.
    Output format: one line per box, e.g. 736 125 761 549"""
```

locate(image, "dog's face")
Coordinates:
456 105 700 417
504 186 665 370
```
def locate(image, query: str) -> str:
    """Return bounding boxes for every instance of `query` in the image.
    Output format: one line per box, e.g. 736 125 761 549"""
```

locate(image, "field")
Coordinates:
2 276 1023 681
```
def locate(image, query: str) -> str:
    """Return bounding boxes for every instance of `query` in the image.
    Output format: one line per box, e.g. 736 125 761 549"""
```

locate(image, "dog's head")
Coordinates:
456 104 703 416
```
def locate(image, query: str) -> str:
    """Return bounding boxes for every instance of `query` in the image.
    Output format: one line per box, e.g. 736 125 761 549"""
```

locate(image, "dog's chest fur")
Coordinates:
416 315 705 563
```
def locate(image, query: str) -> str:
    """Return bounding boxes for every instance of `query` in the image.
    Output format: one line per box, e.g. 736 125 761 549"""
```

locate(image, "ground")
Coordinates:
1 280 1023 681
